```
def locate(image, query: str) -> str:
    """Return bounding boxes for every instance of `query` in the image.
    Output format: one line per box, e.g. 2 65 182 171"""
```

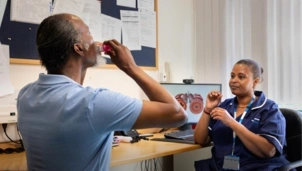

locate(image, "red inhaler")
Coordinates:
99 43 112 53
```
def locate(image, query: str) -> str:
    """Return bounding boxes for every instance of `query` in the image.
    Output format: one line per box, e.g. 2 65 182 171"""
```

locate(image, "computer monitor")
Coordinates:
160 83 222 130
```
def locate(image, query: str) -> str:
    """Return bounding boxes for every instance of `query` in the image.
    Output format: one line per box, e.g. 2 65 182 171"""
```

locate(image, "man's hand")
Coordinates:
103 40 187 129
104 39 137 73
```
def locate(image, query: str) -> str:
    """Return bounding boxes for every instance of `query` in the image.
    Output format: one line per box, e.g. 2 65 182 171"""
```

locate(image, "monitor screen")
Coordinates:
161 83 222 124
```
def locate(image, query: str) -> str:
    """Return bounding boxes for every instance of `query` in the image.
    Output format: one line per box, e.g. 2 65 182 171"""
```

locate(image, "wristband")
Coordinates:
203 109 211 115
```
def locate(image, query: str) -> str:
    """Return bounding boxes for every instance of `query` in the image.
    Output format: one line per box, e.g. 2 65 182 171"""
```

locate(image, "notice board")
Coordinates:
0 0 158 69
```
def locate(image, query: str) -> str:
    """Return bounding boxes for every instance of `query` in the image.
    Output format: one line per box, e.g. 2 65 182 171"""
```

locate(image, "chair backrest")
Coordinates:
279 108 302 163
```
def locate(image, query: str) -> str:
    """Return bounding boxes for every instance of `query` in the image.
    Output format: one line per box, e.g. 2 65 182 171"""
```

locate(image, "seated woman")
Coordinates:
194 59 291 171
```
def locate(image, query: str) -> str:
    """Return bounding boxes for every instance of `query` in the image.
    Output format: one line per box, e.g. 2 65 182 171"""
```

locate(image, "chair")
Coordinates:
278 108 302 171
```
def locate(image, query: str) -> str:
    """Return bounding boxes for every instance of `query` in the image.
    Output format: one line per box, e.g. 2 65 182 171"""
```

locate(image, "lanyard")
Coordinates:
231 98 254 155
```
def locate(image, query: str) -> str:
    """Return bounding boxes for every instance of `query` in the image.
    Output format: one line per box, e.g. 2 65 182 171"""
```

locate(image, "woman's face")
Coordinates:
229 64 257 96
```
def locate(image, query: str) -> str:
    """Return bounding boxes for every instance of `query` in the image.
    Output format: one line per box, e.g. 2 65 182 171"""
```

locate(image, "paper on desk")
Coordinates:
101 14 122 42
0 0 7 28
140 9 156 48
0 44 14 97
82 0 102 41
117 0 136 8
52 0 85 18
138 0 154 11
120 10 141 51
10 0 51 24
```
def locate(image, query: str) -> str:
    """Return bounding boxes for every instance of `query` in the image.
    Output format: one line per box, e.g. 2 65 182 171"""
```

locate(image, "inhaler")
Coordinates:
98 44 112 53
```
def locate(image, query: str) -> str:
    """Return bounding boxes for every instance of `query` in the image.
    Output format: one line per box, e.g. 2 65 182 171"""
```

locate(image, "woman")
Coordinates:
194 59 291 171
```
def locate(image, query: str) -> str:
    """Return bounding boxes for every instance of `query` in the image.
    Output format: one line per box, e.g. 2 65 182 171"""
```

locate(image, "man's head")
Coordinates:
36 13 101 74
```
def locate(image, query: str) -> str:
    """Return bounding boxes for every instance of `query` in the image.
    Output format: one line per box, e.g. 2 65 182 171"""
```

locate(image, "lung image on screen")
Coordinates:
175 93 204 114
161 83 222 124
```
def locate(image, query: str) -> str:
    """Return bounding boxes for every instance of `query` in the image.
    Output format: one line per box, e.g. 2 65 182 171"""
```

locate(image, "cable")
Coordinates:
156 158 163 171
140 158 164 171
149 159 152 170
158 128 170 133
0 124 24 154
17 125 22 139
0 147 24 154
2 123 20 144
153 158 157 171
145 159 148 171
16 125 25 150
140 161 143 171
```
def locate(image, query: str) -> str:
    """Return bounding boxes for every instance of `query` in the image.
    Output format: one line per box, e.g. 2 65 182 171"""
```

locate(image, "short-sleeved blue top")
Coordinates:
17 73 143 171
208 91 290 170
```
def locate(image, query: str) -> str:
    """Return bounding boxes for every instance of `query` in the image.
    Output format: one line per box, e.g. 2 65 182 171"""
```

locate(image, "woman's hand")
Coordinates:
204 91 223 112
210 107 235 127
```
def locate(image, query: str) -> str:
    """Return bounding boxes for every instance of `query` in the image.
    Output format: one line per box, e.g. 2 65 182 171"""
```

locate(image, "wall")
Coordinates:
194 0 268 98
157 0 196 83
194 0 222 85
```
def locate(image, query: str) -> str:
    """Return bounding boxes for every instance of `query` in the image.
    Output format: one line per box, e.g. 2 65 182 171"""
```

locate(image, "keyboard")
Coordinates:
150 129 196 144
164 129 195 141
150 137 196 144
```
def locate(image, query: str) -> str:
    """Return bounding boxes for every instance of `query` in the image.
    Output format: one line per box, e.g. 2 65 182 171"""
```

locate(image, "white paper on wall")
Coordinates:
0 44 14 97
10 0 51 24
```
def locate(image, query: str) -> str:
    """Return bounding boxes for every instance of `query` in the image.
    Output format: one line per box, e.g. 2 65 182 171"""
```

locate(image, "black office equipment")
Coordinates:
183 79 194 84
151 129 196 144
115 129 139 137
0 0 158 68
115 129 151 143
278 108 302 171
150 137 196 145
164 129 195 141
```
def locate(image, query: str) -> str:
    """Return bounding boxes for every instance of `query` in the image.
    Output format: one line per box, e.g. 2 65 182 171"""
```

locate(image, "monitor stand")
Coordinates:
178 123 193 131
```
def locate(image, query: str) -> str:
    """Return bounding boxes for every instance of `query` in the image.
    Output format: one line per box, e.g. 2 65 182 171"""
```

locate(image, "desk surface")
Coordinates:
0 134 201 170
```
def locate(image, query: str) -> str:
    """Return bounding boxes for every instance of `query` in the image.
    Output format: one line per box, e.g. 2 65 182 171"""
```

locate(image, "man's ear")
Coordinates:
74 43 84 57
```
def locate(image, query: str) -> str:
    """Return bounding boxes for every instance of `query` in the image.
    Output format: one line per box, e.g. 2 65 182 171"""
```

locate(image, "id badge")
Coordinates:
222 155 240 170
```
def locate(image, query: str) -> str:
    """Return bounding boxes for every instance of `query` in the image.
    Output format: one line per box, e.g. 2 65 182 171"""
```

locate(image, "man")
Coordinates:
17 13 187 171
